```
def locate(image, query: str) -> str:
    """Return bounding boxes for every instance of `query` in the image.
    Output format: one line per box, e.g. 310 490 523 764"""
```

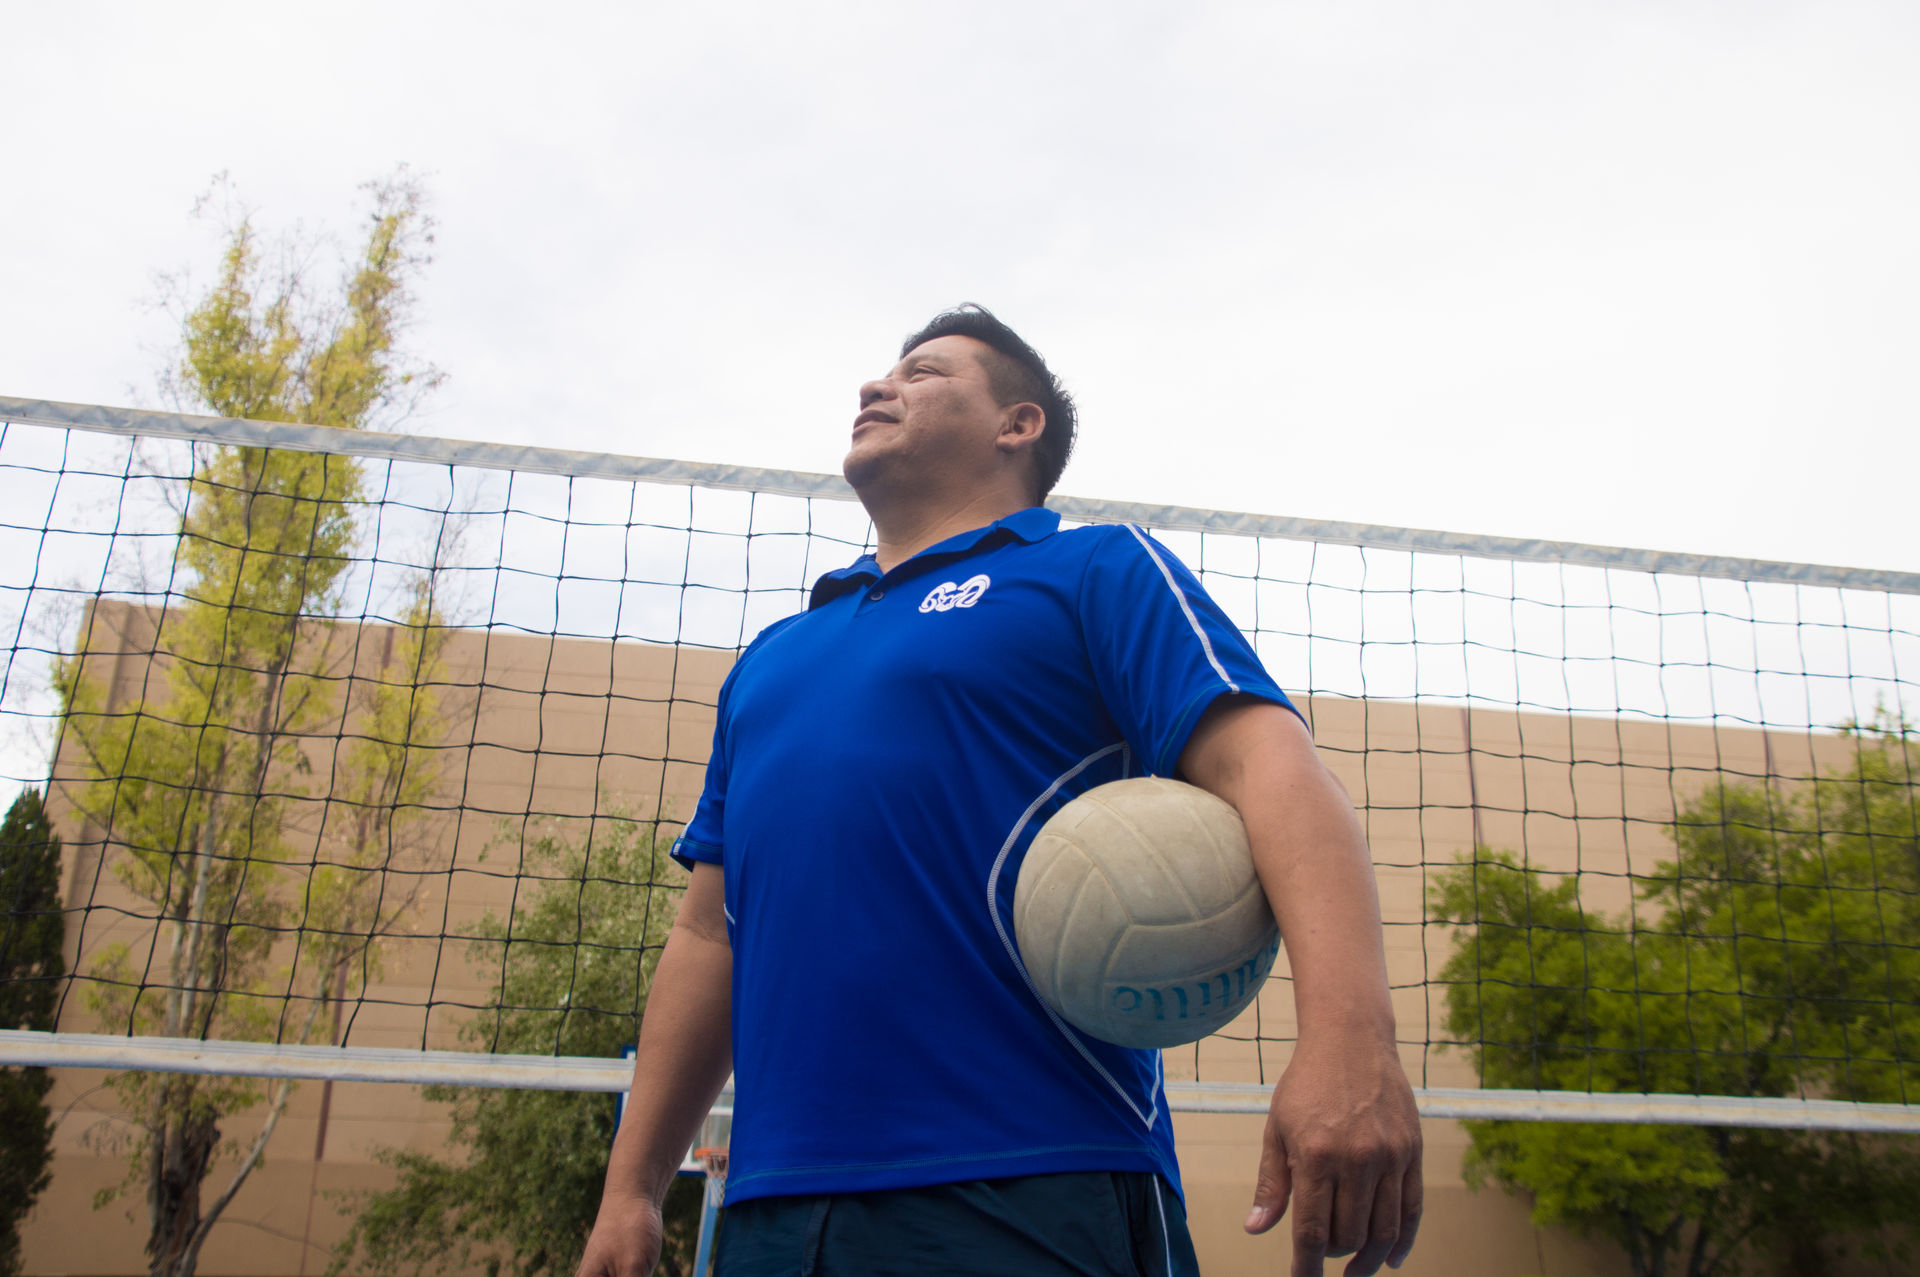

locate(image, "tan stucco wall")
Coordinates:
20 602 1868 1276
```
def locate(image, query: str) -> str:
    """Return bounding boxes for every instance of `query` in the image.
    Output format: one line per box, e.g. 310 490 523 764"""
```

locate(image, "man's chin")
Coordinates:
841 448 882 493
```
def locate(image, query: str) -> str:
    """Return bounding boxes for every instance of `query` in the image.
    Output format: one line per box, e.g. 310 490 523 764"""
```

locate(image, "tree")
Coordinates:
54 171 453 1277
331 815 705 1277
1431 720 1920 1277
0 788 66 1277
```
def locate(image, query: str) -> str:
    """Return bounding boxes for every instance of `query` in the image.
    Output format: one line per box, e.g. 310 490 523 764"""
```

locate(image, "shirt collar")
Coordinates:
807 506 1061 610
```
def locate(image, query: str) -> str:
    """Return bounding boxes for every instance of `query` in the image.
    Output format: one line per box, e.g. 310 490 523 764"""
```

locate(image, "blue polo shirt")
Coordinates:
671 507 1295 1204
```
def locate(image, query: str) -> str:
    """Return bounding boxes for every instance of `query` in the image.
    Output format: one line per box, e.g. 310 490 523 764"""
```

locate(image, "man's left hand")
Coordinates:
1244 1032 1422 1277
1178 697 1424 1274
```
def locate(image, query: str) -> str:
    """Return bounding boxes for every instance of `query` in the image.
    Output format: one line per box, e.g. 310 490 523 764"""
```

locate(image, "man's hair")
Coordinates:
899 304 1077 500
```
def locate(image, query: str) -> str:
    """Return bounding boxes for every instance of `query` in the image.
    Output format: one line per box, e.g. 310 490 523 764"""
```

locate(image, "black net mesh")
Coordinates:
2 409 1915 1110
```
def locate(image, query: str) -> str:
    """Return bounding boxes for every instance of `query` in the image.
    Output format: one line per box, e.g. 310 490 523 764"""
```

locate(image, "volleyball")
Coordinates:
1013 777 1282 1050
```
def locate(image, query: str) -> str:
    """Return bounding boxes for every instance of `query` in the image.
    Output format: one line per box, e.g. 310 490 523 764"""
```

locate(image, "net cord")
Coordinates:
5 396 1915 594
2 1030 1914 1132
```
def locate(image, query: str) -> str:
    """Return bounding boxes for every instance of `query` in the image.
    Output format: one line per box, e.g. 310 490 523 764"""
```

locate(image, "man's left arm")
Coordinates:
1179 696 1422 1277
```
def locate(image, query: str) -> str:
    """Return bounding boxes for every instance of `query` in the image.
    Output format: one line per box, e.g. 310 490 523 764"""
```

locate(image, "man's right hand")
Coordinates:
576 1191 666 1277
581 865 734 1277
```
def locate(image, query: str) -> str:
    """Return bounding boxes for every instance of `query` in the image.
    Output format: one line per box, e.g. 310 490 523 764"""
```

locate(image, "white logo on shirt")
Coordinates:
919 574 992 613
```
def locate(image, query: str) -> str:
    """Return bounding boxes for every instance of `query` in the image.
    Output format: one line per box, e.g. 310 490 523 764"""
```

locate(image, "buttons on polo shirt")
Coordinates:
868 588 886 601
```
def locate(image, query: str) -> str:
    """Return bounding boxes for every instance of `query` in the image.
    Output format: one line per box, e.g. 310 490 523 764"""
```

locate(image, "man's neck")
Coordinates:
867 487 1035 573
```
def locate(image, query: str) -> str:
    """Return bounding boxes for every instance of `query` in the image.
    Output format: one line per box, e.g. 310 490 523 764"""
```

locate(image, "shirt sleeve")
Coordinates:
670 666 738 872
669 614 808 872
1078 523 1303 777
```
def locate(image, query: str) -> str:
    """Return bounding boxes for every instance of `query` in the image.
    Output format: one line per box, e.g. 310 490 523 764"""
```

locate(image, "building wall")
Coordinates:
20 601 1869 1276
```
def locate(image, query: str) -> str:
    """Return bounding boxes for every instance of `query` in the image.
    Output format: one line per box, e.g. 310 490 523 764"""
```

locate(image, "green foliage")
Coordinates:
164 169 442 430
1654 715 1920 1106
56 171 447 1277
0 788 66 1277
333 816 703 1277
1432 720 1920 1277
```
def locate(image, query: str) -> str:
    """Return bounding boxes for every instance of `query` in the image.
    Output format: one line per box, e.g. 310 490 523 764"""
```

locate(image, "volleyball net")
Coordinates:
0 396 1915 1132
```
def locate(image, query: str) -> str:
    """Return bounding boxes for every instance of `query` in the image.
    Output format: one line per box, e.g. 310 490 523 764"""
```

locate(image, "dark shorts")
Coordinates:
713 1171 1200 1277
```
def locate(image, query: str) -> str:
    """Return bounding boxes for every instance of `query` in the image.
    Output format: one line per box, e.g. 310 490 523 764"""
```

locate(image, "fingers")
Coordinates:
1245 1117 1294 1235
1280 1136 1425 1277
1328 1152 1378 1259
1340 1170 1399 1276
574 1236 610 1277
575 1203 664 1277
1387 1158 1422 1269
1287 1161 1334 1277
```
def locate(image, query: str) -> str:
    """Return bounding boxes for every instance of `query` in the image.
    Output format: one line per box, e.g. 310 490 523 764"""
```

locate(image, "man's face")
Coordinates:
844 335 1011 495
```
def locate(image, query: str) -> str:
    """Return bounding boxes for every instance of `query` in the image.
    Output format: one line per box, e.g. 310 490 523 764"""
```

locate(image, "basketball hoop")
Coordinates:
693 1145 728 1204
689 1145 728 1276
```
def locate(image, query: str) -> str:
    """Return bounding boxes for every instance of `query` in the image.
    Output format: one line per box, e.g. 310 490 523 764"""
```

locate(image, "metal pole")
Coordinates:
691 1169 722 1276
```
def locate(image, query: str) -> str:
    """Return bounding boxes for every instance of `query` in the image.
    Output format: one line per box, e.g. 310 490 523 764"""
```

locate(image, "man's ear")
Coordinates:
995 402 1046 456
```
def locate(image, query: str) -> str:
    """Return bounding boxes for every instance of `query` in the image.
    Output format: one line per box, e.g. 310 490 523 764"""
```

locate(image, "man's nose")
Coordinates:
859 378 896 409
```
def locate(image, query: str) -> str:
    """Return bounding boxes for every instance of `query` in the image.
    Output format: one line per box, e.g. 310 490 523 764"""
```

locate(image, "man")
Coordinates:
579 307 1421 1277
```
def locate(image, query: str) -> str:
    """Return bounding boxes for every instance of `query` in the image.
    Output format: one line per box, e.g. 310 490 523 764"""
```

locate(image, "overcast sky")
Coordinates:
5 1 1916 573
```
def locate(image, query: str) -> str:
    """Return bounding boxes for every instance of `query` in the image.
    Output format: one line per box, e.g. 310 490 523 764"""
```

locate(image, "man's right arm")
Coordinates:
578 861 733 1277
